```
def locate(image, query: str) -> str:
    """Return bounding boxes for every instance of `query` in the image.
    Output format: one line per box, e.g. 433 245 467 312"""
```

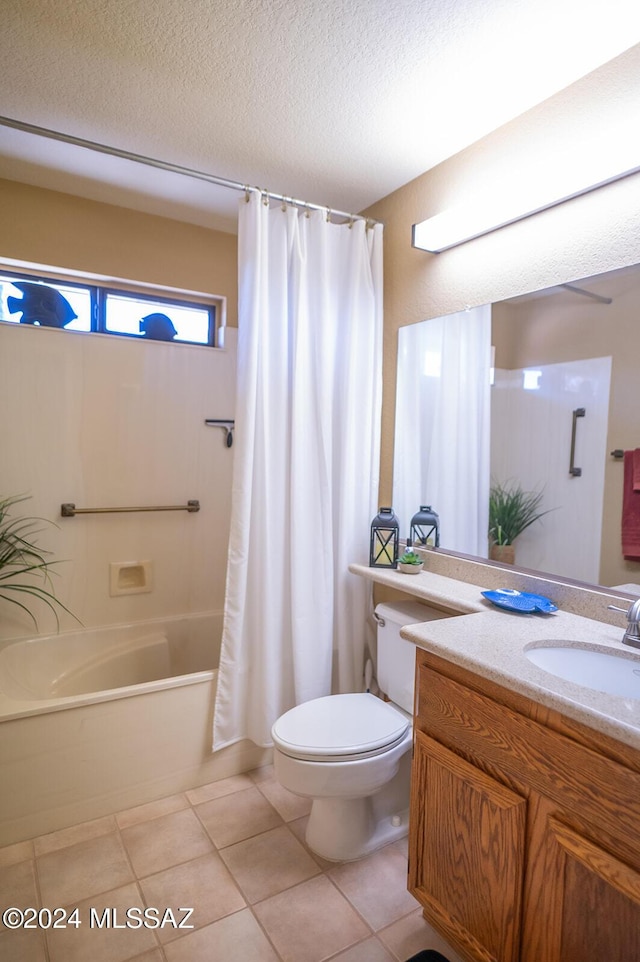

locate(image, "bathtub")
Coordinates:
0 613 270 846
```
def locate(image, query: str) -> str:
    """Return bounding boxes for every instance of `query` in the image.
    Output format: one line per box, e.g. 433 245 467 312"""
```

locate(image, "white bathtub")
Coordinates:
0 613 270 846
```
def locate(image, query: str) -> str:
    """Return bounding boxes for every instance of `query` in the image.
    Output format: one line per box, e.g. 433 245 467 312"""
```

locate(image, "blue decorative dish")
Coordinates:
481 589 557 614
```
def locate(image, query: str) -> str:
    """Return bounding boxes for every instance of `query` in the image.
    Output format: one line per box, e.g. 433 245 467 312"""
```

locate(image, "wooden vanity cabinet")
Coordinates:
409 648 640 962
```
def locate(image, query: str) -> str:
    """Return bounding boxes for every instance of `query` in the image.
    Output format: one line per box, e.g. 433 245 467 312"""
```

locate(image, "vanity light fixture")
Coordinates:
412 159 640 253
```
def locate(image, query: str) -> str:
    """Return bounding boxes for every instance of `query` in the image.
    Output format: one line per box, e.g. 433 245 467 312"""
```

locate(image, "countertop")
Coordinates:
350 563 640 750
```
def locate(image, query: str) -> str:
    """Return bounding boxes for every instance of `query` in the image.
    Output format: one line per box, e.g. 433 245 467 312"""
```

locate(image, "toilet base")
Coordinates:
304 750 411 861
305 796 409 861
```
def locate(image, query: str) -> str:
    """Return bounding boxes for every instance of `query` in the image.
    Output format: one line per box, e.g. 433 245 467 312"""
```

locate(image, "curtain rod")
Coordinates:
0 115 377 225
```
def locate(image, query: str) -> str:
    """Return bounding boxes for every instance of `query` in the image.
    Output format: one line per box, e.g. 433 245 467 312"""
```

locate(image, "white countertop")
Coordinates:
350 563 640 750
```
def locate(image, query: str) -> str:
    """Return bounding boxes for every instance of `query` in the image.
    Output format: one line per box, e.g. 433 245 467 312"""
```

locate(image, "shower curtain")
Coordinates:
213 191 383 750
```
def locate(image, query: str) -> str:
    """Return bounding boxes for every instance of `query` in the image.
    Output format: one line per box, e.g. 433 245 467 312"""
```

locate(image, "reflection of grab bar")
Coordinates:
61 500 200 517
569 407 586 477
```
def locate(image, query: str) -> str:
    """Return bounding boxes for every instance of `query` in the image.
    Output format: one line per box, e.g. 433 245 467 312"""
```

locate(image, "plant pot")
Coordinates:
490 543 515 565
397 561 424 574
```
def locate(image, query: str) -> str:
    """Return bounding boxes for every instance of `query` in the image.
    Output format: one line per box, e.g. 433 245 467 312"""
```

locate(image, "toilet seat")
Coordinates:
271 692 410 762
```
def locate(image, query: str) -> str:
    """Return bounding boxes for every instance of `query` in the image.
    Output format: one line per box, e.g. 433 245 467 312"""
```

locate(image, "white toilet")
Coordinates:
271 600 444 861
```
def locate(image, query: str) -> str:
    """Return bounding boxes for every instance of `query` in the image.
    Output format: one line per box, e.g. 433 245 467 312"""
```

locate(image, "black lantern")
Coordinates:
369 508 400 568
410 505 440 548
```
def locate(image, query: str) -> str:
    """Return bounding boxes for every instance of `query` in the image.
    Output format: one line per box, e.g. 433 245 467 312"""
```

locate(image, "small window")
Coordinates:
104 291 212 344
0 268 221 346
0 273 93 331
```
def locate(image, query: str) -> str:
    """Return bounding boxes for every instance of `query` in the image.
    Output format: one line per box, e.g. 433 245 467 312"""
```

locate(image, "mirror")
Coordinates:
394 262 640 592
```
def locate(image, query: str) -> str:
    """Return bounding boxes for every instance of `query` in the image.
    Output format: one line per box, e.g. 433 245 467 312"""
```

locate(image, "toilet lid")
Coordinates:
271 693 410 761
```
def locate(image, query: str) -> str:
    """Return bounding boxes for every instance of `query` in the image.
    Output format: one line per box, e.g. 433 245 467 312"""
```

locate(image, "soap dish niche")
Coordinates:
110 561 153 596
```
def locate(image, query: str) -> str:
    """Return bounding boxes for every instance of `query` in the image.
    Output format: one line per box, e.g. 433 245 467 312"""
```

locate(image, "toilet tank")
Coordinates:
375 600 451 713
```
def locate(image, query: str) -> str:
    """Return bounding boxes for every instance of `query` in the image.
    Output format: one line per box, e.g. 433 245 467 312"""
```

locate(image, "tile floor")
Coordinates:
0 764 464 962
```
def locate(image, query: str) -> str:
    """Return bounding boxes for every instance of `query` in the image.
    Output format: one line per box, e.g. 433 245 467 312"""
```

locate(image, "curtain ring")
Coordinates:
305 204 311 218
326 209 332 223
261 190 269 206
244 186 250 203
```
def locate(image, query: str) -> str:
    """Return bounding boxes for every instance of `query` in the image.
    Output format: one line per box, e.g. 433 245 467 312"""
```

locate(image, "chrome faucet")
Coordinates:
608 599 640 650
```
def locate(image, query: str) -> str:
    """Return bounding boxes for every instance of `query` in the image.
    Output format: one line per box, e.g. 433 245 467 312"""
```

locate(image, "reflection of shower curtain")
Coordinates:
394 306 491 555
213 192 383 750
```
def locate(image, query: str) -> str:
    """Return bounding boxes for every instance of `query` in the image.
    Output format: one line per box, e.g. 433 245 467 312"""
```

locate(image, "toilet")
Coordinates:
271 600 446 861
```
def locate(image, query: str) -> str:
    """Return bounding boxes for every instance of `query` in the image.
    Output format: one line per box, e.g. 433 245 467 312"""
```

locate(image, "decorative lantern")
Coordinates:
410 505 440 548
369 508 400 568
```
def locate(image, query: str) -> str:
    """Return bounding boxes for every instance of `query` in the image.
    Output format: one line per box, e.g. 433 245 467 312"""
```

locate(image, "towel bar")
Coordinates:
61 500 200 517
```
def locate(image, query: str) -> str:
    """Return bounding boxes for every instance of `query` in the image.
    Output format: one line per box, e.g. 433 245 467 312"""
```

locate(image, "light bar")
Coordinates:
412 160 640 253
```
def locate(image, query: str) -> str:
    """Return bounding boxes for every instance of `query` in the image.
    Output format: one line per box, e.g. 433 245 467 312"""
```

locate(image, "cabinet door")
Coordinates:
523 814 640 962
409 730 526 962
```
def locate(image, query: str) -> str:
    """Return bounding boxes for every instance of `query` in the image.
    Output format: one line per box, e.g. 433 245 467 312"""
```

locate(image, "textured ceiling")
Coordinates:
1 0 639 233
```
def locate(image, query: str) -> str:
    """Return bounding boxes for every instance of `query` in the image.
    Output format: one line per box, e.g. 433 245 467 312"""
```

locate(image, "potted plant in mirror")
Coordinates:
0 494 77 629
488 480 551 565
397 548 424 574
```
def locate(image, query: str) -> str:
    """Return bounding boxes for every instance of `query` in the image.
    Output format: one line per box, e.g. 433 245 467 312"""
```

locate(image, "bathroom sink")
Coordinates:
525 643 640 700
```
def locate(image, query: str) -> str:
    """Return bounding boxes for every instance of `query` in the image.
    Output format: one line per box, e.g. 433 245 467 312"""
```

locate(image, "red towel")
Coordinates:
622 450 640 559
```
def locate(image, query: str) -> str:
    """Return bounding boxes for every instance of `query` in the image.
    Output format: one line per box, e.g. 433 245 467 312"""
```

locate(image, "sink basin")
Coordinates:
525 644 640 700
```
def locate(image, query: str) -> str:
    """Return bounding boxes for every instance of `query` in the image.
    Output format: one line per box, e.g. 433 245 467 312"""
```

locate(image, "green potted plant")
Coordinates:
0 494 76 629
397 547 424 574
488 480 551 565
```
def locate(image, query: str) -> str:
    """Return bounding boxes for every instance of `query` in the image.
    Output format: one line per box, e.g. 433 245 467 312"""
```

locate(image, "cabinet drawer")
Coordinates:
416 661 640 854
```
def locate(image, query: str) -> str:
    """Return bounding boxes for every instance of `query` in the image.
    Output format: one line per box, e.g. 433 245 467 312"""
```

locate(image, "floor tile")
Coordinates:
0 925 48 962
0 764 439 962
37 833 133 907
44 881 157 962
220 824 320 903
253 875 370 962
126 950 165 962
0 840 34 868
0 858 38 910
194 786 282 848
185 774 254 805
115 793 189 830
0 862 43 962
120 808 213 877
378 907 465 962
163 908 279 962
34 815 117 857
328 842 419 930
330 937 396 961
139 851 245 942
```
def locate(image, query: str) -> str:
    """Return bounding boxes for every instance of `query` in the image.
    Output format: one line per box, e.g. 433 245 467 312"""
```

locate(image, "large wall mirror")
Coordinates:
393 261 640 593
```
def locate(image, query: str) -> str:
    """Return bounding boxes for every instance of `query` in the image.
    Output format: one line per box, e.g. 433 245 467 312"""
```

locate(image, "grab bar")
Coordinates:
569 407 585 477
61 500 200 517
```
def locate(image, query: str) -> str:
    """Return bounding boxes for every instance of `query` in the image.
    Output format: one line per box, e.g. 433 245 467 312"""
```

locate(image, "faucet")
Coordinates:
608 599 640 649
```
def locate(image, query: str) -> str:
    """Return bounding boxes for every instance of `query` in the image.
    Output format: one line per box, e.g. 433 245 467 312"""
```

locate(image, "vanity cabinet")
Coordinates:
409 649 640 962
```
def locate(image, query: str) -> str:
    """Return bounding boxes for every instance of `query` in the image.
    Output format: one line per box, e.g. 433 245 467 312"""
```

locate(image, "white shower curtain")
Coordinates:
393 306 491 556
213 192 383 750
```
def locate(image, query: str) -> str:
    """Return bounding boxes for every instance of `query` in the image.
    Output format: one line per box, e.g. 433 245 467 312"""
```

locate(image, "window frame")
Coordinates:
0 264 225 348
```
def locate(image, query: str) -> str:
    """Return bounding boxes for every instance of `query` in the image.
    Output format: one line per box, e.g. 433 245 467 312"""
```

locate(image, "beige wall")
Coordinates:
364 43 640 588
0 178 238 323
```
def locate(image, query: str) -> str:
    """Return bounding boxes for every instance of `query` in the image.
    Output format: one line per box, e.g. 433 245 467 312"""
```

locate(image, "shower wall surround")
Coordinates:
0 322 237 640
